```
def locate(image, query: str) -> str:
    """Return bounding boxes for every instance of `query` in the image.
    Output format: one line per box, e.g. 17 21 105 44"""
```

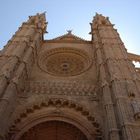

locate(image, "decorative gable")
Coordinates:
47 31 90 43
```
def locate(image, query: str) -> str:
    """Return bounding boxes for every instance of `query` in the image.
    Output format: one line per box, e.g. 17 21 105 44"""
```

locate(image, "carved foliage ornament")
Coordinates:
38 48 92 76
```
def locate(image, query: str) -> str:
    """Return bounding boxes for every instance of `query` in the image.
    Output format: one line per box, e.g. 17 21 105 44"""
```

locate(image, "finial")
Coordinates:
42 11 47 16
96 12 99 16
67 30 73 34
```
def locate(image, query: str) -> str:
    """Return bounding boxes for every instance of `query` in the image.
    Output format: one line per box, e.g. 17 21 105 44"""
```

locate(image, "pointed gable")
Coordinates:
46 31 91 44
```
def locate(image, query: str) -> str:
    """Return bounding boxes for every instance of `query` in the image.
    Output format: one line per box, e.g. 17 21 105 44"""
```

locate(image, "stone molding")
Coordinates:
8 98 102 140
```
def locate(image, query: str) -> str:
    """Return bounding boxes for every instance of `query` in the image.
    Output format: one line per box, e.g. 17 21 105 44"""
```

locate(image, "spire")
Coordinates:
94 13 112 26
27 12 48 33
90 13 113 31
90 13 114 40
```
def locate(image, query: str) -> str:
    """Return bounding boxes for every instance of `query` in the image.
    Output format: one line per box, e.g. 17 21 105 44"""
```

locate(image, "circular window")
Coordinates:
38 48 92 76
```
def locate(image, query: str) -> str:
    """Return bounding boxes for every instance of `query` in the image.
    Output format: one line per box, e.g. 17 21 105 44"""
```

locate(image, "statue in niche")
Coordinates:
131 99 140 120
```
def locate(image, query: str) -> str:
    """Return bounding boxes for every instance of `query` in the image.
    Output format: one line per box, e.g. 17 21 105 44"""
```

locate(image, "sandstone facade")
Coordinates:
0 13 140 140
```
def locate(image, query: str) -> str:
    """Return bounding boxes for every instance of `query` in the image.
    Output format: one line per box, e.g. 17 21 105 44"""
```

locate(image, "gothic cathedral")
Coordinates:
0 13 140 140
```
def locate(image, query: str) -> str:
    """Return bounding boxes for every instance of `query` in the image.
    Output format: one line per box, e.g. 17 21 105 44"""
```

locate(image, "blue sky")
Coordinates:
0 0 140 55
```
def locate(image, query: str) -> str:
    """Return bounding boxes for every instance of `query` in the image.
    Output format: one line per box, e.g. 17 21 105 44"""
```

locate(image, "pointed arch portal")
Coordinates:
19 120 88 140
9 98 102 140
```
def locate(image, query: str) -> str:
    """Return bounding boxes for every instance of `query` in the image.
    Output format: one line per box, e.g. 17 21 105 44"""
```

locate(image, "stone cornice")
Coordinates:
43 40 92 44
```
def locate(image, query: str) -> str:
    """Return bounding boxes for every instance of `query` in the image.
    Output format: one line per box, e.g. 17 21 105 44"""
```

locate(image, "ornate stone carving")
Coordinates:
8 98 102 140
38 47 92 76
1 12 140 140
24 81 97 97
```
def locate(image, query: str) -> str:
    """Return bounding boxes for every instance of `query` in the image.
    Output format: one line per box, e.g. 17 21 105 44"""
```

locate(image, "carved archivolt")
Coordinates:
38 47 92 76
8 98 102 140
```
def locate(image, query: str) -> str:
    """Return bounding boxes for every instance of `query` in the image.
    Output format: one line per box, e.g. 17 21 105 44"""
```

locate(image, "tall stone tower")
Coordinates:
0 13 140 140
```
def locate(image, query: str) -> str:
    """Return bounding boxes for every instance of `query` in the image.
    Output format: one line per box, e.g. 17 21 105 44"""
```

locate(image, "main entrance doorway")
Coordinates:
19 121 88 140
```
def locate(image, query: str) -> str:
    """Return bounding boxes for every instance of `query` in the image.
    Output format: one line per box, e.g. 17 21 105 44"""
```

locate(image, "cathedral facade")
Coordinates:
0 13 140 140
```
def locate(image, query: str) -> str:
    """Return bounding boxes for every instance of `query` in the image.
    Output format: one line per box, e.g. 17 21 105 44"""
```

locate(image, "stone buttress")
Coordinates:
0 13 47 139
91 13 140 140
